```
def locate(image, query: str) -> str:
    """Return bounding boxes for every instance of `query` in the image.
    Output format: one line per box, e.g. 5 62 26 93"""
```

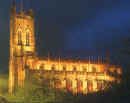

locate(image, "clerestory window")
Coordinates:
92 67 96 72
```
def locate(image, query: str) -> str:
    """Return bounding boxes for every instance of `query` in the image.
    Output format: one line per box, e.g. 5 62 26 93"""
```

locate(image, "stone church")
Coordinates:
9 1 122 95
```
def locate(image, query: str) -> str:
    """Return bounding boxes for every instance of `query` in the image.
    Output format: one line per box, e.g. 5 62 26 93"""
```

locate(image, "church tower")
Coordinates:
9 1 36 94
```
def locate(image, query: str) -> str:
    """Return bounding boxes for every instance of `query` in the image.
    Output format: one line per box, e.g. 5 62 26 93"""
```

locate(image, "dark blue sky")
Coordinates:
0 0 130 70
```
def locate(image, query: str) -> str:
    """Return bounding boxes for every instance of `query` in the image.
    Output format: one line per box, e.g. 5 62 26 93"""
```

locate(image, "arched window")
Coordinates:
26 31 30 46
87 80 93 92
18 31 22 45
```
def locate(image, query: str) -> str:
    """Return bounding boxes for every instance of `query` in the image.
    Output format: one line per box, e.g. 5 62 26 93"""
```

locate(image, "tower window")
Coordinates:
18 31 22 45
26 31 30 46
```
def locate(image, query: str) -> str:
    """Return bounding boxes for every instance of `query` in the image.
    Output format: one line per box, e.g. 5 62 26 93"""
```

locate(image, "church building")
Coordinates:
9 1 122 95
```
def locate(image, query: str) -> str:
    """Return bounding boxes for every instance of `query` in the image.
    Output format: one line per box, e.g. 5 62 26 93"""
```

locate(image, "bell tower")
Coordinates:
9 0 36 94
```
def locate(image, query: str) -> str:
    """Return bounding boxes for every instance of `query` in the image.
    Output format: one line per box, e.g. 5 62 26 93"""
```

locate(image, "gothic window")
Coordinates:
18 31 22 45
87 80 93 92
97 80 102 90
66 79 72 91
26 31 30 46
77 80 83 93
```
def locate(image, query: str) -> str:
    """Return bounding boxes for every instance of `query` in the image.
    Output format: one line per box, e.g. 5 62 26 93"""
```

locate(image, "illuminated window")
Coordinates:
66 79 72 91
97 80 102 90
26 31 30 46
40 64 44 70
82 66 86 71
52 64 56 71
87 80 93 92
73 66 76 71
92 67 96 72
77 80 83 93
18 31 22 45
63 65 66 71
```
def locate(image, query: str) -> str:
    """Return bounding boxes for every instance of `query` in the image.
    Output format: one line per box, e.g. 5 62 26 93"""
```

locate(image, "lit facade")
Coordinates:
9 2 122 95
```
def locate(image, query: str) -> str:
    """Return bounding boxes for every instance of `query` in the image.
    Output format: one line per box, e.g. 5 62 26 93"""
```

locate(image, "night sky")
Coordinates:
0 0 130 71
